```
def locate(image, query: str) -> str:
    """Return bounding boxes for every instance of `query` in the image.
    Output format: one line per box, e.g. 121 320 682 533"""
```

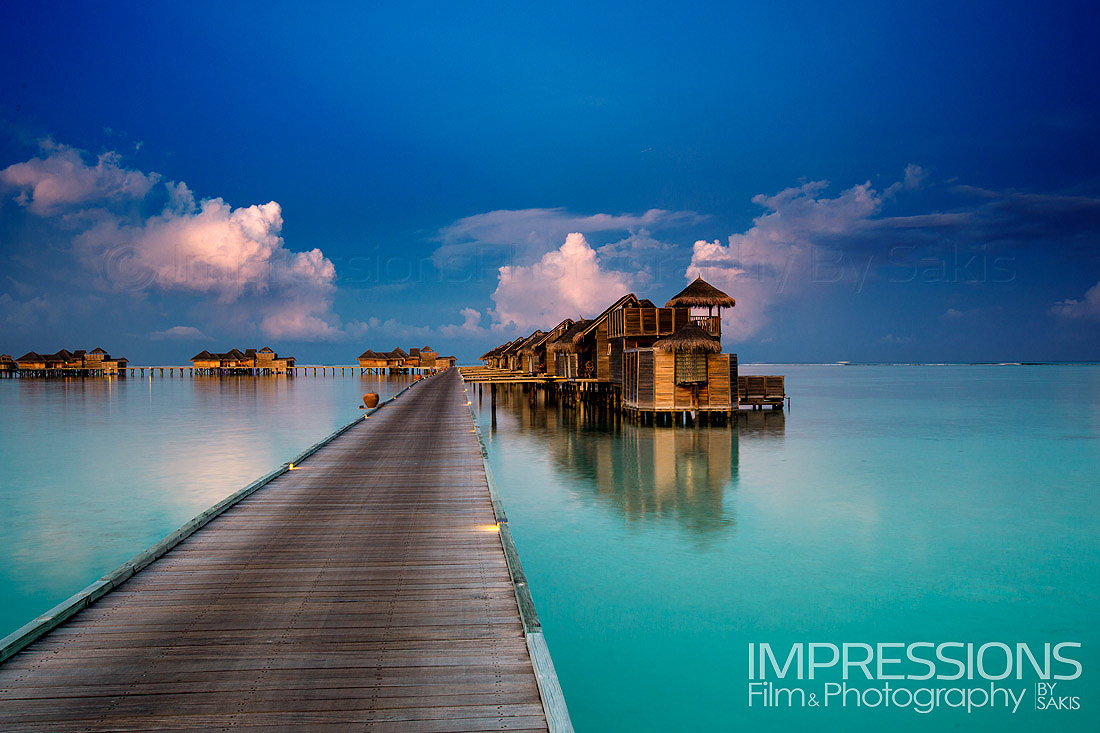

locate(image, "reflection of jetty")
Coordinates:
0 371 570 730
464 278 786 424
1 348 128 378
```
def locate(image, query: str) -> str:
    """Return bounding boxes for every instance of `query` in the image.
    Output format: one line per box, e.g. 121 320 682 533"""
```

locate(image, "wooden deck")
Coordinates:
0 370 559 731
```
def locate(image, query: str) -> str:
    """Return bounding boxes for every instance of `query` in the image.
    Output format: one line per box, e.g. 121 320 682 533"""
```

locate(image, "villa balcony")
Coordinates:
690 315 721 338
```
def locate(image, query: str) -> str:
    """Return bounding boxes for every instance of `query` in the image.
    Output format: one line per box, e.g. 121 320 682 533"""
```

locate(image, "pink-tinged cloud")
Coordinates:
0 141 159 215
1 141 343 341
685 175 892 341
490 232 634 330
1052 281 1100 320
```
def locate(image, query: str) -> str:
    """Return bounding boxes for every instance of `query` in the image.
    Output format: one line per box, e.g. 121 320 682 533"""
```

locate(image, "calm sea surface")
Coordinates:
471 365 1100 732
0 373 411 637
1 366 1098 731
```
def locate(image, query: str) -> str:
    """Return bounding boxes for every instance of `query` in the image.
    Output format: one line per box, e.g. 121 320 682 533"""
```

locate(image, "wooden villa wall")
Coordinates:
623 349 734 411
607 307 689 339
555 352 579 378
596 321 610 381
609 338 624 384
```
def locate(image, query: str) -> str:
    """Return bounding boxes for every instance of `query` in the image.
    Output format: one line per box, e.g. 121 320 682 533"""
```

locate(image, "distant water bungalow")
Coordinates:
468 277 786 423
190 347 295 375
356 345 455 374
2 348 128 378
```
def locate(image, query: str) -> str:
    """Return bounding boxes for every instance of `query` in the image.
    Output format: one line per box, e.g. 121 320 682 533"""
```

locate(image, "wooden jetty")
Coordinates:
0 370 570 732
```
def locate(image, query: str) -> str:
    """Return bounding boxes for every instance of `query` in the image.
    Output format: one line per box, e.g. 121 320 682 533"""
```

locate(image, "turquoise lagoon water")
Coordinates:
1 366 1097 731
0 372 411 638
471 365 1100 732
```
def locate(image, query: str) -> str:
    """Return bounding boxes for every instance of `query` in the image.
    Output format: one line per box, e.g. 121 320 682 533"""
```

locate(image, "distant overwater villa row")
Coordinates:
0 344 457 378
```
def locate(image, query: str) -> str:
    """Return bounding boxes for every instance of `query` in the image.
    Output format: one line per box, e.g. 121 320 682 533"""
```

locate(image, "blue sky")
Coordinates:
2 1 1099 363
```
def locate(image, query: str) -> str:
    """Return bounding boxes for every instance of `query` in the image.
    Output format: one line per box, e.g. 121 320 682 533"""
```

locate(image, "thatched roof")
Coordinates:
665 277 735 308
499 338 527 357
653 323 722 353
509 331 544 356
518 330 549 354
482 339 519 360
546 319 592 352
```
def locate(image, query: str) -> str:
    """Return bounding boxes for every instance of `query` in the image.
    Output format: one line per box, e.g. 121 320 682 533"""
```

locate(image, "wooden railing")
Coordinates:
690 315 721 337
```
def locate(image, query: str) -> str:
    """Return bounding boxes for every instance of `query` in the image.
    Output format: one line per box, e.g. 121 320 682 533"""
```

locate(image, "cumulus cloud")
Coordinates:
490 232 634 330
437 307 485 337
1052 281 1100 320
0 140 342 341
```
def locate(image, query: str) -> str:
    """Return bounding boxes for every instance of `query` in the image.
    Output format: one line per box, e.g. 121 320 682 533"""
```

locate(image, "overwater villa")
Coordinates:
190 347 295 375
7 348 129 377
467 277 786 421
356 345 455 374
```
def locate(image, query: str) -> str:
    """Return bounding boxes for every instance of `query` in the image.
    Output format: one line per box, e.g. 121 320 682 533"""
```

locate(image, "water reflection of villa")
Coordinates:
477 383 789 538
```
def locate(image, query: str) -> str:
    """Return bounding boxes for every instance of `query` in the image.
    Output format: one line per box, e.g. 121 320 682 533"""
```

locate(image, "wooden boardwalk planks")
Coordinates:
0 370 551 732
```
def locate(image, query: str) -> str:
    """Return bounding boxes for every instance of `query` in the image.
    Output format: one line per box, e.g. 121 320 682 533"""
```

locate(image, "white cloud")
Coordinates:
1052 281 1100 320
1 141 343 341
885 163 928 197
437 307 485 337
490 232 634 330
149 325 208 340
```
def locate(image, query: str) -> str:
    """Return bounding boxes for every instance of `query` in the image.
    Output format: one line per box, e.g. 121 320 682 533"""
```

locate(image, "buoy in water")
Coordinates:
363 393 379 409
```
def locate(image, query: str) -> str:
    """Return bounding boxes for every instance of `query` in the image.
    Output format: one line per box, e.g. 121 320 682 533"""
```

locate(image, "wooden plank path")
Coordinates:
0 370 566 732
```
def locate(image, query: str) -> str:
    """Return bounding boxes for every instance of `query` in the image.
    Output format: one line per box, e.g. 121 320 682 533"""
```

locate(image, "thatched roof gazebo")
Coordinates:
665 276 734 339
664 276 736 310
653 323 722 353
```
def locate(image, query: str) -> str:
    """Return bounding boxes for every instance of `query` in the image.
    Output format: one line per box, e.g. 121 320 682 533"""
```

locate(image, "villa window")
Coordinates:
675 352 708 384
